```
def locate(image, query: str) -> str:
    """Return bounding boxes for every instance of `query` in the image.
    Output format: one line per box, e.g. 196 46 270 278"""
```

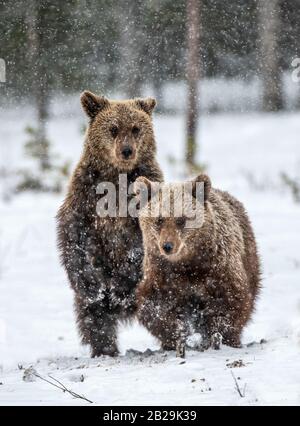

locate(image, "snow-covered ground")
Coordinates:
0 107 300 405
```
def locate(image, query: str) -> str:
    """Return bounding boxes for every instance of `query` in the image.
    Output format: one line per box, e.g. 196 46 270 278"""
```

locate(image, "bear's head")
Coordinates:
81 90 157 172
134 174 212 262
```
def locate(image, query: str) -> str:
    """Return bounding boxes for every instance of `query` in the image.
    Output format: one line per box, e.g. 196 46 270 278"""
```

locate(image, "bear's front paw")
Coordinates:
176 340 186 358
91 346 119 358
211 332 223 350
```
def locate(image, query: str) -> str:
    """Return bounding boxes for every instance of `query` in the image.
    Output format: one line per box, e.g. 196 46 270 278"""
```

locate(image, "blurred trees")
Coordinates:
0 0 299 106
1 0 299 188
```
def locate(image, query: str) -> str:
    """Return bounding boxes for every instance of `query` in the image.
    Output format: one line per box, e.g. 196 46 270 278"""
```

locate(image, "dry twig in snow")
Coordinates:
33 372 93 404
231 371 246 398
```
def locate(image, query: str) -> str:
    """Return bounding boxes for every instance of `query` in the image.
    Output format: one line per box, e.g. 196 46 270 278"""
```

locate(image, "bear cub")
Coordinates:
57 91 163 357
134 174 261 356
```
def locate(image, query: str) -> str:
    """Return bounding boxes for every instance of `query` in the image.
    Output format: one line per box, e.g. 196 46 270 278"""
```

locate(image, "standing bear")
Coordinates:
57 91 163 357
134 174 261 355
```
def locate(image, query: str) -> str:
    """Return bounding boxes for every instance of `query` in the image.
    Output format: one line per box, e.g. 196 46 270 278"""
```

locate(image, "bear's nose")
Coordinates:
163 242 174 254
122 146 133 159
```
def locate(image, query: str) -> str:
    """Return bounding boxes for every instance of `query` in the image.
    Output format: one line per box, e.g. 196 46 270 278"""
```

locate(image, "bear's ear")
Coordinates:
135 97 156 115
191 174 211 202
80 90 109 119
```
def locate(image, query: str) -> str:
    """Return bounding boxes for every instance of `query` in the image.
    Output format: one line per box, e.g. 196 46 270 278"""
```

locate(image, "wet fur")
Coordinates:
57 93 163 357
136 176 261 352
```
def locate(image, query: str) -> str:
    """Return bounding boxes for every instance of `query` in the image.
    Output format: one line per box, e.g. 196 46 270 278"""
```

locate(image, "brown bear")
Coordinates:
134 174 261 356
57 91 163 357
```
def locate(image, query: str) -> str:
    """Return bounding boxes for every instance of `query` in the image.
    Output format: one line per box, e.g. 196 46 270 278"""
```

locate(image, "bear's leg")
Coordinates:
175 314 188 358
160 323 178 351
161 341 176 351
160 319 182 352
195 325 213 351
210 332 223 350
75 298 119 357
194 313 224 350
222 329 242 348
160 313 188 356
193 311 212 351
137 297 179 351
89 313 119 358
205 315 242 349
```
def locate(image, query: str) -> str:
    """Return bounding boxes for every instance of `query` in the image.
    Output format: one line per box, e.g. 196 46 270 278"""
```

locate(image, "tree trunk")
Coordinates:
26 0 50 170
186 0 200 169
119 0 143 98
258 0 283 112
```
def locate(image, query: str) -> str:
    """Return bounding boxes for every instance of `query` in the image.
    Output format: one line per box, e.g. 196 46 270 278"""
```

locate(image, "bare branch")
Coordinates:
34 372 93 404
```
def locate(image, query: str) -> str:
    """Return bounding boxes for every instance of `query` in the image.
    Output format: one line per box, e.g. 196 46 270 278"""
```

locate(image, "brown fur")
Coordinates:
57 91 163 357
135 175 261 353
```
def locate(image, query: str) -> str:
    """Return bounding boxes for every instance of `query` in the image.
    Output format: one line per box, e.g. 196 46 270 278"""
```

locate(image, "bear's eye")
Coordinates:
176 217 186 228
132 126 140 137
110 125 119 138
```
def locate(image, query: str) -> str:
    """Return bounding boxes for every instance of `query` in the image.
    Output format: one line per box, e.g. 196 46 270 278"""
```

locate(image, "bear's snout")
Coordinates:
121 146 134 160
159 237 183 259
162 241 174 254
114 137 137 165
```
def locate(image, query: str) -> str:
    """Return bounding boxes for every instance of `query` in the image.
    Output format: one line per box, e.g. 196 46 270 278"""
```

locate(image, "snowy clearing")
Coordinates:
1 110 300 405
